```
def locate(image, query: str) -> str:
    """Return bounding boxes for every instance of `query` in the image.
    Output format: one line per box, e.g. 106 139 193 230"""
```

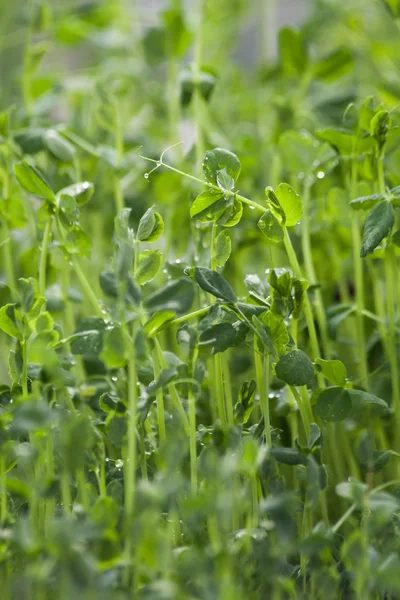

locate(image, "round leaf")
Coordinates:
275 349 314 386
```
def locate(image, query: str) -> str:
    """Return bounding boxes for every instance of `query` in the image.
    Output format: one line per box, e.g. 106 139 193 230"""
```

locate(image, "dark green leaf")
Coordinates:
215 230 231 267
360 201 394 257
203 148 241 185
194 267 237 303
145 278 194 314
199 323 236 355
315 387 351 422
275 350 315 386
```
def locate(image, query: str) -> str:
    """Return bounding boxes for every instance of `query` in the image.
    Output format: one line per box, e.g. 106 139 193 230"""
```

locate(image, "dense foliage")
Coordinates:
1 0 400 598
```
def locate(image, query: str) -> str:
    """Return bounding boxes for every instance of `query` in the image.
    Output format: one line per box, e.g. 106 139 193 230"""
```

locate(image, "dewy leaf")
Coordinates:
202 148 241 185
315 387 352 422
275 183 303 227
257 210 283 244
14 161 55 202
57 181 94 206
371 110 389 150
194 267 237 303
259 310 289 356
99 271 118 298
360 200 394 258
314 358 347 386
144 311 176 337
216 168 235 193
275 350 315 386
137 207 156 241
70 317 108 356
215 230 231 268
136 250 162 285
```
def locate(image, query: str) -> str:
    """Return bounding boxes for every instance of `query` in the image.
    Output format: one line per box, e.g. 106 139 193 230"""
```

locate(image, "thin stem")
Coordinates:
283 227 323 386
71 256 103 317
189 351 198 494
385 250 400 446
21 340 28 396
153 340 166 443
39 218 52 299
301 177 331 359
254 341 271 448
350 156 369 389
332 503 356 533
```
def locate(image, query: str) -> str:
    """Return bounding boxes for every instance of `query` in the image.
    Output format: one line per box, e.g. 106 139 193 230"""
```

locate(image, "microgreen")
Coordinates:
0 1 400 598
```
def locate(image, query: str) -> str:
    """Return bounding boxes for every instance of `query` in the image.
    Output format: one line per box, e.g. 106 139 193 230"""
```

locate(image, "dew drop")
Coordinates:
317 171 325 179
111 376 118 382
249 205 255 210
144 173 149 179
156 161 161 167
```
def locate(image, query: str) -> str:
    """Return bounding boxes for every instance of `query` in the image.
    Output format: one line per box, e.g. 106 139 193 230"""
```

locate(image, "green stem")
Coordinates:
385 250 400 445
189 352 198 494
153 340 166 443
350 157 369 389
71 256 103 317
254 342 271 448
22 340 28 396
124 324 138 582
39 218 52 299
283 227 323 385
301 177 331 359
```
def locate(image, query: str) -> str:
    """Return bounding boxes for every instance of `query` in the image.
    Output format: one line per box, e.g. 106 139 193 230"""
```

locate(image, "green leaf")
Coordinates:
146 212 164 242
270 447 306 466
350 193 385 210
371 110 389 150
313 48 354 81
219 197 243 227
315 387 352 422
0 304 24 341
278 27 308 75
259 311 289 356
190 190 227 222
145 278 194 314
14 161 55 202
360 200 394 258
9 350 22 384
199 323 236 355
235 380 256 425
136 250 162 285
215 230 231 268
348 389 389 418
314 358 347 386
14 128 46 154
70 317 108 356
275 183 303 227
327 303 355 338
257 210 283 244
58 181 94 206
194 267 237 303
44 129 75 162
144 311 176 337
203 148 241 185
216 168 235 193
64 227 92 258
115 208 134 244
137 207 156 241
100 326 129 369
99 271 118 298
275 350 314 386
